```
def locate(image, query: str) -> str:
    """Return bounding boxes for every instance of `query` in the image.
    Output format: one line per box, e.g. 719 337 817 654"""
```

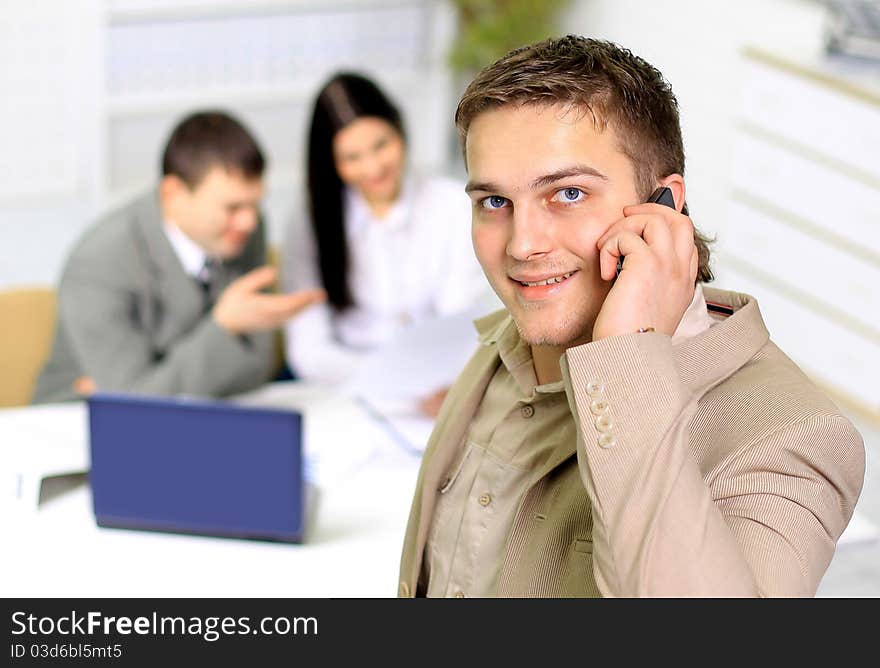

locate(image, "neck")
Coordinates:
531 344 567 385
362 182 402 220
366 198 394 219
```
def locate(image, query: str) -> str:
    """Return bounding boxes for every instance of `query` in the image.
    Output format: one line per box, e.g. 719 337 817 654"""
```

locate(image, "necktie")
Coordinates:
195 258 218 313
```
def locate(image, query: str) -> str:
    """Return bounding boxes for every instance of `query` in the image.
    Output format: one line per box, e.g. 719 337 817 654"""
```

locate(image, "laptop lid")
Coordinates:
87 393 304 543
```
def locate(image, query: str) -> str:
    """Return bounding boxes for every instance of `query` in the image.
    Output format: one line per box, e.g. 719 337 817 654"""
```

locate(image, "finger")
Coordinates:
259 289 327 322
597 215 675 280
73 376 97 396
233 265 277 293
598 230 649 281
597 214 675 260
622 202 681 217
670 217 697 268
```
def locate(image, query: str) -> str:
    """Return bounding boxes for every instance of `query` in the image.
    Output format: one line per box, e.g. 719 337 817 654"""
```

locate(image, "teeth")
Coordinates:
520 271 574 287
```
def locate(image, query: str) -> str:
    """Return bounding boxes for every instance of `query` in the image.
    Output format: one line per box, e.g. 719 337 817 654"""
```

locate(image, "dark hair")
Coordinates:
307 72 405 310
456 35 713 283
162 110 265 189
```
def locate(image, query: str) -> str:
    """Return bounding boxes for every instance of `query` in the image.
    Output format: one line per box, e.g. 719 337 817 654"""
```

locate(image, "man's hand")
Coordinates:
592 203 697 342
73 376 97 397
213 266 326 335
418 386 450 418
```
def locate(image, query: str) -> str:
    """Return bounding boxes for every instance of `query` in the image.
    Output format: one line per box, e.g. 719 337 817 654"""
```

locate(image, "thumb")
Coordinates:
232 265 277 293
283 288 327 312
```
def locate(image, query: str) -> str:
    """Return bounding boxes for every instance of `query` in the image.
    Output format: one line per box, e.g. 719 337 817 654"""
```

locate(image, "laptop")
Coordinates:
87 392 307 543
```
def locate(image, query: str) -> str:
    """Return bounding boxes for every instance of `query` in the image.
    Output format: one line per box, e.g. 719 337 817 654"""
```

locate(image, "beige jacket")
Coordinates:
398 287 865 597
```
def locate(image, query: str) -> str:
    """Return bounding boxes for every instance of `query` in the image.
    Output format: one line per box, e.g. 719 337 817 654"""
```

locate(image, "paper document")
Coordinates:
343 301 494 403
0 402 89 511
231 383 394 486
341 299 499 451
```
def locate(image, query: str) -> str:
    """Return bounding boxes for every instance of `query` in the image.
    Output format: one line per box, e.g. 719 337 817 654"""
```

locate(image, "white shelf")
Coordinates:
104 70 425 118
105 0 429 24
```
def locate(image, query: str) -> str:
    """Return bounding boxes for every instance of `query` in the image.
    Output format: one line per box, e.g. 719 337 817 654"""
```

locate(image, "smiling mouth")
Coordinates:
516 271 576 287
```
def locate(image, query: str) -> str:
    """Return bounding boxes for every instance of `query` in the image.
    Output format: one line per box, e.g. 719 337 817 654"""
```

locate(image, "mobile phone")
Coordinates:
615 186 677 278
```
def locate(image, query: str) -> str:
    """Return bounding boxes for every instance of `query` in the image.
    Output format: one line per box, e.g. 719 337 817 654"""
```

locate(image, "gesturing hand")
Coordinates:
213 266 326 335
592 202 697 342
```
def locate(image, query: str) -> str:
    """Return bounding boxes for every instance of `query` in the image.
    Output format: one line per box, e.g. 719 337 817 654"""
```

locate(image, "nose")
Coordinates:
506 203 552 261
232 206 258 234
361 154 386 182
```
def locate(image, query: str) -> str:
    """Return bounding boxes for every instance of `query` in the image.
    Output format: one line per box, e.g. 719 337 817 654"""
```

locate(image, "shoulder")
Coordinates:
63 191 156 281
696 337 864 484
71 196 155 264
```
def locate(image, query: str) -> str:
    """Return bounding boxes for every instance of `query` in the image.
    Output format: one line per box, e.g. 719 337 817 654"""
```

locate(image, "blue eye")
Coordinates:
481 195 509 210
552 187 585 203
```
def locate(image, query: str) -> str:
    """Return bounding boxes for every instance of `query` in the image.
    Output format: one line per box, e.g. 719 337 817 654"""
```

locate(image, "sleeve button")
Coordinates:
595 414 614 432
586 380 605 396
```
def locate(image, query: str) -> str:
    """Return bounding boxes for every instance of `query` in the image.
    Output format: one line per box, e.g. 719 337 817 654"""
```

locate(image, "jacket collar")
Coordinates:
474 284 769 398
404 284 770 591
134 189 195 284
677 286 770 397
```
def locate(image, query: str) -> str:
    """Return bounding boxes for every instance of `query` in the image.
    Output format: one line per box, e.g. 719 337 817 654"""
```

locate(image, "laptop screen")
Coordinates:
88 393 304 542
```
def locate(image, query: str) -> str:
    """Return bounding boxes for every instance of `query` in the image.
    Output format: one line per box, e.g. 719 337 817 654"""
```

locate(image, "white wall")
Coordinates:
0 0 456 289
0 0 831 290
563 0 827 268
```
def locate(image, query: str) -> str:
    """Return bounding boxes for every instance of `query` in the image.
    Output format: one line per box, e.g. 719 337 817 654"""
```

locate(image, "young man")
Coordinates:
34 111 325 402
399 37 865 597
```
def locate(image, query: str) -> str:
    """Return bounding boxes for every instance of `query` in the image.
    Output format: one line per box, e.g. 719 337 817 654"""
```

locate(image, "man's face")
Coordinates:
163 166 265 259
466 103 642 348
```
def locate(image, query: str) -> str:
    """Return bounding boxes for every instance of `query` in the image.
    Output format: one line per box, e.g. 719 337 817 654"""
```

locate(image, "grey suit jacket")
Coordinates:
33 190 275 403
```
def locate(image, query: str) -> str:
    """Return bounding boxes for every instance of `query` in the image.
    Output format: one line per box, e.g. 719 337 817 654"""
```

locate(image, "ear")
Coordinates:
158 174 188 217
658 174 686 212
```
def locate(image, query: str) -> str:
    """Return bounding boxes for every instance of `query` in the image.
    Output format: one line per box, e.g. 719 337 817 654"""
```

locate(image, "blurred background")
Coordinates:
1 0 878 594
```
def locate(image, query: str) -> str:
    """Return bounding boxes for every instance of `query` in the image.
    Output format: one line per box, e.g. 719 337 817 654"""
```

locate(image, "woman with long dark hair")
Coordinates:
282 72 488 386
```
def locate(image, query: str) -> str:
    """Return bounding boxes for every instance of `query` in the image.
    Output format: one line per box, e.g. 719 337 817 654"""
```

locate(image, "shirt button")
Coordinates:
454 591 466 598
589 398 609 415
586 380 605 397
520 404 535 419
478 492 492 507
595 414 614 432
598 433 617 449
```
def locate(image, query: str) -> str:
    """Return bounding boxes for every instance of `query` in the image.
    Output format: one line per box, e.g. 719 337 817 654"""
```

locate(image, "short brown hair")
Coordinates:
162 111 265 189
456 35 713 282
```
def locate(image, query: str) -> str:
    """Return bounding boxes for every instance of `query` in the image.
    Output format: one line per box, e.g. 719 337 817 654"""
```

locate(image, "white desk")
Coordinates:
0 383 424 597
5 383 873 597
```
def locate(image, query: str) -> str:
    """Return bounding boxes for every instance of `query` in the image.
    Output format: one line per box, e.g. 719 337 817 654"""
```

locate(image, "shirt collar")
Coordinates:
162 219 209 278
476 283 716 346
475 285 769 398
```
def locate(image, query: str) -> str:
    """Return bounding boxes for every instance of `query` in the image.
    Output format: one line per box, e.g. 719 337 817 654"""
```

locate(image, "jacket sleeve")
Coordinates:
58 259 274 398
561 331 865 597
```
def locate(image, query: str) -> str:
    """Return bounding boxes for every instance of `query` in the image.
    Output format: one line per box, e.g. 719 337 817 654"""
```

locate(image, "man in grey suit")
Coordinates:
34 111 325 403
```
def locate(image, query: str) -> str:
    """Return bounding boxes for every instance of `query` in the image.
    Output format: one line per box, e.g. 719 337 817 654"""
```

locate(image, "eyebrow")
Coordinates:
465 164 608 194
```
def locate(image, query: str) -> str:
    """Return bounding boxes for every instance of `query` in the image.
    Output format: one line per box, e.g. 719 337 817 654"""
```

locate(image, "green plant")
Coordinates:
449 0 572 72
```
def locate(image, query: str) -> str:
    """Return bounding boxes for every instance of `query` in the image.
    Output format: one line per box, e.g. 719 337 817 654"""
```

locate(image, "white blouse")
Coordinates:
282 174 492 384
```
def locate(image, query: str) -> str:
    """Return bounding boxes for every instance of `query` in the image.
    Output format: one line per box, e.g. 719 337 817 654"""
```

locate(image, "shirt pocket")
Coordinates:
438 443 473 494
565 538 601 597
573 539 593 555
